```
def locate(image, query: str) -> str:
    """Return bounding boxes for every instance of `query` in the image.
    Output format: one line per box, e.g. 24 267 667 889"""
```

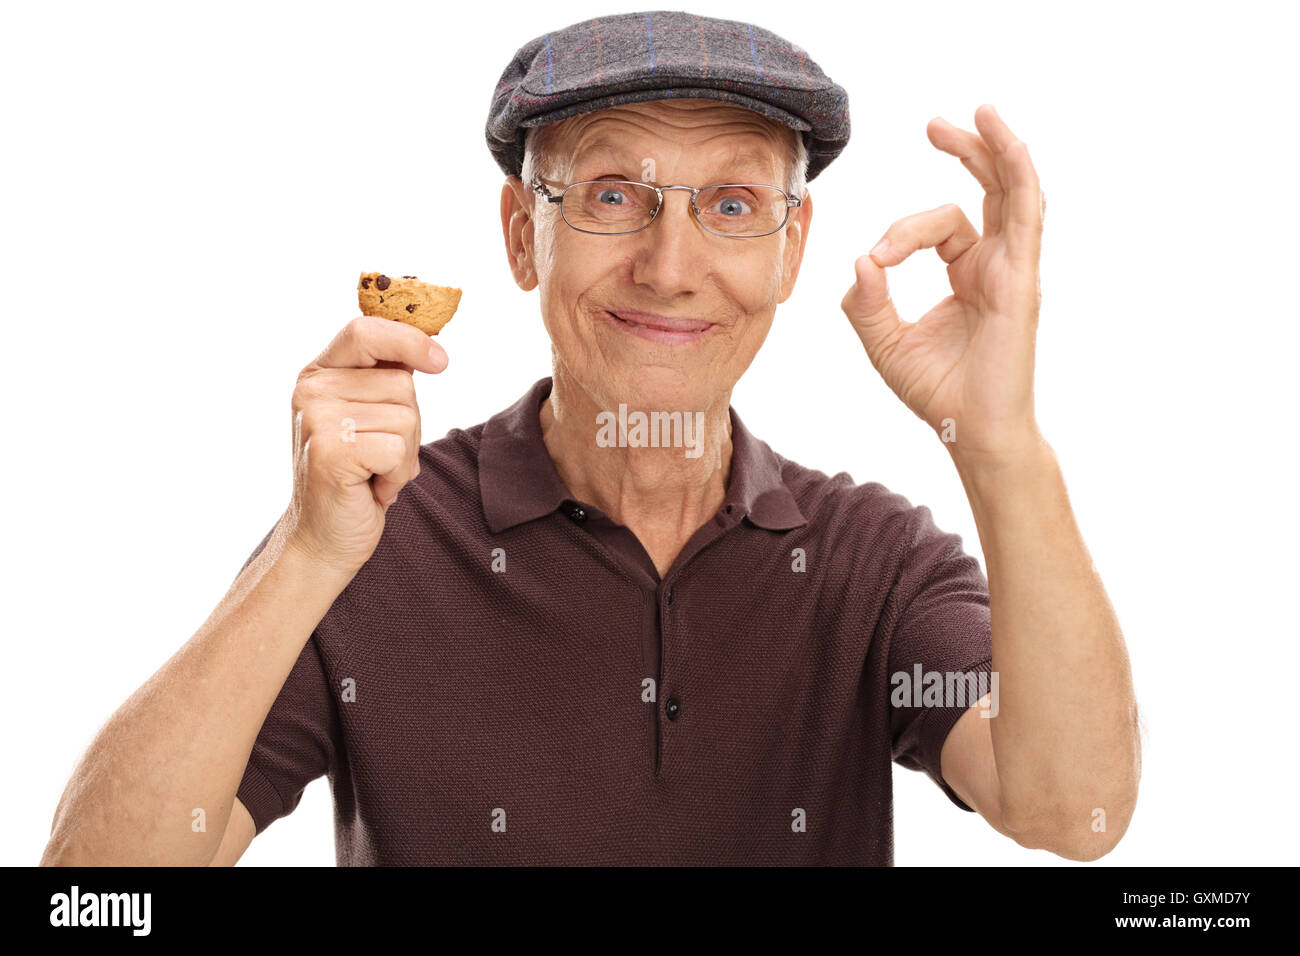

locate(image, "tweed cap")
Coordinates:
486 10 850 183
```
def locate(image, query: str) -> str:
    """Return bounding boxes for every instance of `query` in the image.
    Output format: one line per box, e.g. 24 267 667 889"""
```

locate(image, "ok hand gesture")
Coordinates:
841 104 1046 462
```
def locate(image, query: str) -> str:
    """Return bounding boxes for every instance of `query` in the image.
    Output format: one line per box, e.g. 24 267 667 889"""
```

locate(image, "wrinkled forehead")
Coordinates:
554 100 789 181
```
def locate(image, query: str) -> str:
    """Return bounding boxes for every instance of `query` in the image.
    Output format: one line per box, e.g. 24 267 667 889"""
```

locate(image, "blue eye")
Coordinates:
704 190 757 217
715 196 753 216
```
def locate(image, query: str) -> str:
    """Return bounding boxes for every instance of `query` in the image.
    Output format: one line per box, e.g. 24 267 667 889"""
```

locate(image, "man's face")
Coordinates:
502 98 812 416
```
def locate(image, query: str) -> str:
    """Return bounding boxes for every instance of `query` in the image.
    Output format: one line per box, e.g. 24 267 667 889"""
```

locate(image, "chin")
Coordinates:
607 366 716 412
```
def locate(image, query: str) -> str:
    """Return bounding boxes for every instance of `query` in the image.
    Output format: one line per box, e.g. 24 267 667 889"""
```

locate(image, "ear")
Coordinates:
501 176 539 292
777 188 812 304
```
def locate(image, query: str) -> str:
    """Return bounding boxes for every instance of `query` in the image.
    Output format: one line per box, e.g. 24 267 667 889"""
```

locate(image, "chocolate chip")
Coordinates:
376 275 390 291
379 295 383 303
361 277 371 289
401 275 416 279
405 304 416 313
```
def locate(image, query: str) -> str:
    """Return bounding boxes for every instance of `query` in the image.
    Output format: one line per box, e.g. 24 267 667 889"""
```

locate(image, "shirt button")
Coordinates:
665 696 681 721
566 504 586 522
667 587 675 606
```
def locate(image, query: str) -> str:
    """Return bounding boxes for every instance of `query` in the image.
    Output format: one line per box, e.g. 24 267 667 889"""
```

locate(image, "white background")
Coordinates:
3 0 1297 866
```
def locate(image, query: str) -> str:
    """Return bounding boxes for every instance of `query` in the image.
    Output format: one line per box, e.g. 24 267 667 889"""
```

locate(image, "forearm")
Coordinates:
41 521 356 866
952 435 1140 850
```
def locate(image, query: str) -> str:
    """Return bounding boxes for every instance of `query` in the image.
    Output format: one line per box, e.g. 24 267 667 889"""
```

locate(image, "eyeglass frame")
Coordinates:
530 177 802 239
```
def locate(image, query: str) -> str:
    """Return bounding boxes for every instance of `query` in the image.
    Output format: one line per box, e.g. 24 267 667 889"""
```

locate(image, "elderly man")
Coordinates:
42 11 1139 867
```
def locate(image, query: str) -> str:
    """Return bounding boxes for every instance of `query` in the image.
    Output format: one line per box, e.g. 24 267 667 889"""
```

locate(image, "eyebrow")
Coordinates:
572 140 779 183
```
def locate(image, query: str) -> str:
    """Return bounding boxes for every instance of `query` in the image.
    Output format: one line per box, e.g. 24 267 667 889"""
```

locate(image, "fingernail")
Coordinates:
869 238 890 259
428 344 446 369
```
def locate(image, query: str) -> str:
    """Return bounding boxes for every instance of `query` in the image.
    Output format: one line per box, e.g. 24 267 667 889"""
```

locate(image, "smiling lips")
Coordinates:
607 309 714 344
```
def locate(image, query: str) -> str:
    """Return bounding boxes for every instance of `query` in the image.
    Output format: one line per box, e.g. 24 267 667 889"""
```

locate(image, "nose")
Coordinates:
631 186 709 297
654 186 699 227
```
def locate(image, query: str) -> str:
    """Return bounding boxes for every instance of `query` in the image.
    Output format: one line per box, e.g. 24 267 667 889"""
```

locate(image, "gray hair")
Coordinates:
521 116 809 201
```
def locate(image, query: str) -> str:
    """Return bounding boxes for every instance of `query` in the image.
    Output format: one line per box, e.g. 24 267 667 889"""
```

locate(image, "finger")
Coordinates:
311 401 419 442
305 428 408 505
296 366 419 410
927 116 1004 235
973 104 1043 266
351 432 408 507
1001 139 1043 267
972 103 1021 162
927 117 999 190
867 203 980 268
841 253 904 369
313 315 448 373
308 399 420 478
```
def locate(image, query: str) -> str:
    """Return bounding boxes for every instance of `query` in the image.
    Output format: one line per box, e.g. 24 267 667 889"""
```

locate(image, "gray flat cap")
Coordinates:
486 10 850 183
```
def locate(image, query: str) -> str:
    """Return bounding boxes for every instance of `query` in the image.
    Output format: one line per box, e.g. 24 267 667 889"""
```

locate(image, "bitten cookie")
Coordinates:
357 272 462 335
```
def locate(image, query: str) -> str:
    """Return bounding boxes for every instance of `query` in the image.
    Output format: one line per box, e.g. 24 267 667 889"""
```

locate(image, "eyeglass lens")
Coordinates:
560 181 788 236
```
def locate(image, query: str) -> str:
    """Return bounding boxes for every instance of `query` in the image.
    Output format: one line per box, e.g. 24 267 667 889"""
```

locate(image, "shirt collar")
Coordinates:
479 376 807 534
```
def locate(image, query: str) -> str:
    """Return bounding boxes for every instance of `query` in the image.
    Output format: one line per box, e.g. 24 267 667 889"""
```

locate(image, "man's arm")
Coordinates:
207 797 257 866
40 531 355 866
940 437 1140 860
40 316 443 865
840 105 1139 859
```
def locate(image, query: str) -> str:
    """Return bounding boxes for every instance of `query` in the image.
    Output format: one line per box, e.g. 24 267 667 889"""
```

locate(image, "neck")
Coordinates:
539 367 733 567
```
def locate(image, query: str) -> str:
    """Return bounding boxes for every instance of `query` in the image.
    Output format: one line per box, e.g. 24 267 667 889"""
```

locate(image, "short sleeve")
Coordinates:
231 522 342 835
886 505 994 813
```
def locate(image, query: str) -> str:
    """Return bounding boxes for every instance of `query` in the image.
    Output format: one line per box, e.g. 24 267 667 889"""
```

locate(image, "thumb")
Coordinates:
841 252 903 365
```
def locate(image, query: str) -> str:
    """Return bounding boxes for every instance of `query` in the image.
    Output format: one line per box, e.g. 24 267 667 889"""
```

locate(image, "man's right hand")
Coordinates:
283 315 448 574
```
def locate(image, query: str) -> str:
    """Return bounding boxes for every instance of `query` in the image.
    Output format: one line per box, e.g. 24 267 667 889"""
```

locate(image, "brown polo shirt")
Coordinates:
234 375 993 864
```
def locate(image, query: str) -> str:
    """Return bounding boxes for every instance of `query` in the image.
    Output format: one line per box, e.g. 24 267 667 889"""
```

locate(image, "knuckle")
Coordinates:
297 401 325 434
345 315 373 348
399 371 417 404
292 375 321 410
379 367 415 403
293 369 319 404
383 432 407 462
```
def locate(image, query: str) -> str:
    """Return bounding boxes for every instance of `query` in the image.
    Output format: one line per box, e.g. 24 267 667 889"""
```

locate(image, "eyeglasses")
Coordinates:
530 178 802 239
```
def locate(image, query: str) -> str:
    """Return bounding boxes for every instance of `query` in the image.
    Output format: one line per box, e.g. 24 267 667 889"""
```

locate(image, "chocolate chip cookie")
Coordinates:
357 272 461 335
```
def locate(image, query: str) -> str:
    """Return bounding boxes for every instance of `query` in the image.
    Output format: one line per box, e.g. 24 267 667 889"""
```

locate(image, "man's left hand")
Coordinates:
840 103 1046 462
